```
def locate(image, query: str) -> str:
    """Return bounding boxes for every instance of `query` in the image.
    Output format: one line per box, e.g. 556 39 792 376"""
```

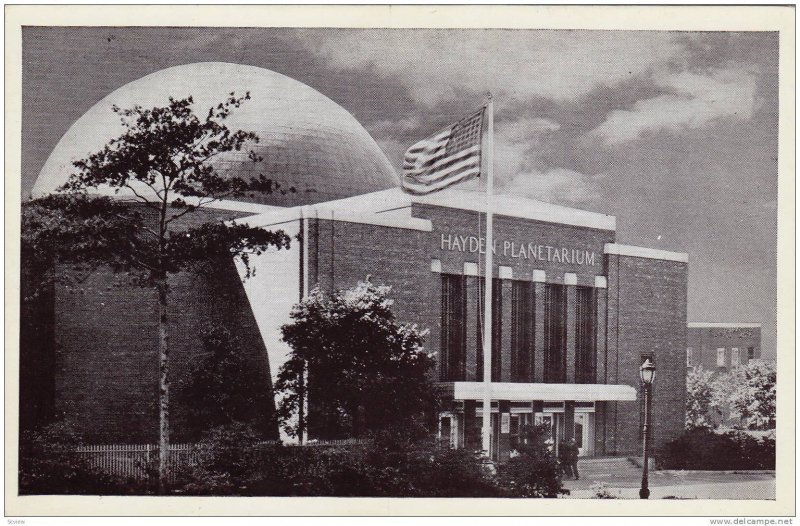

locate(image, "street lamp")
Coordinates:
639 358 656 499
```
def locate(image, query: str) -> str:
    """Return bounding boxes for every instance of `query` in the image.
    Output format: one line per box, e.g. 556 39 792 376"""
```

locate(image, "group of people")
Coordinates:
557 439 580 480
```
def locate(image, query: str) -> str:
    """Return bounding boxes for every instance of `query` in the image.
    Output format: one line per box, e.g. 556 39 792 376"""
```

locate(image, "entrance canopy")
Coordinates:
441 382 637 402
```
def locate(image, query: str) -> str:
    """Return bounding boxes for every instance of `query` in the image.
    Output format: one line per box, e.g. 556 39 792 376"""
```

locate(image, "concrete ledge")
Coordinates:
445 381 637 402
412 188 617 231
604 243 688 263
240 204 434 231
531 269 546 283
688 322 761 328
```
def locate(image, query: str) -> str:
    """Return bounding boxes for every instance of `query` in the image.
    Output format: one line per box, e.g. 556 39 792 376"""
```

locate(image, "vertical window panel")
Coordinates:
544 284 567 383
441 274 466 381
575 286 596 383
476 279 502 382
511 281 534 382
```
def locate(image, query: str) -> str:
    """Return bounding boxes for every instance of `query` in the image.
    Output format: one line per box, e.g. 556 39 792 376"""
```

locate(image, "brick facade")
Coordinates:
22 206 277 442
302 201 688 457
606 254 688 455
26 195 689 457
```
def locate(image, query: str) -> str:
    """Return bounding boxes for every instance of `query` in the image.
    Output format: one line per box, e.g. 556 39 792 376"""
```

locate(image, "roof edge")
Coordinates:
605 243 688 263
688 322 762 329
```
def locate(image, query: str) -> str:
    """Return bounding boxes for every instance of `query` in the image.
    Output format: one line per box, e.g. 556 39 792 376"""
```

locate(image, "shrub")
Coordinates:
658 428 775 470
176 422 263 495
589 482 618 499
19 422 142 495
496 424 567 498
176 424 502 496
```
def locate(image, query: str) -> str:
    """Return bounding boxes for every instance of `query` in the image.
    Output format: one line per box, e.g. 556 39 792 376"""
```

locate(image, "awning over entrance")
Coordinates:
439 381 637 402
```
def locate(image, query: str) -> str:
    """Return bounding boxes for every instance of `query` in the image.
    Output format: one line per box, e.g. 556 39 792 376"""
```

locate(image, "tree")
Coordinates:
177 325 275 439
26 93 290 493
727 361 776 430
685 366 719 430
276 280 437 440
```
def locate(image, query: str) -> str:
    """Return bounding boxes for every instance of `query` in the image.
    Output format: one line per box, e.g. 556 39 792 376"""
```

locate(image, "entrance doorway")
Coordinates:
575 413 593 456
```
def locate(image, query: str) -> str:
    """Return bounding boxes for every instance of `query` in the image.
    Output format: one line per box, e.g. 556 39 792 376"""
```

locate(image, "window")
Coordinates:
543 284 567 383
575 286 596 383
716 348 726 367
686 347 693 367
476 279 502 382
441 274 466 381
748 347 755 361
511 281 534 382
731 347 740 367
439 415 455 448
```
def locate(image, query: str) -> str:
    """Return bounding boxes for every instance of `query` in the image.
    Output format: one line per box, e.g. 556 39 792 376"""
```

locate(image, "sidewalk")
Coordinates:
564 479 776 500
560 458 775 499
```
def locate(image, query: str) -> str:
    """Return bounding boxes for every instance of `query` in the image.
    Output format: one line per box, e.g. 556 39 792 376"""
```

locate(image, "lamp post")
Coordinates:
639 358 655 499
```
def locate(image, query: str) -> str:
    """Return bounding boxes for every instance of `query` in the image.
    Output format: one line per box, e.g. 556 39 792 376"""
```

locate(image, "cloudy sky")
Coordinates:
21 27 779 356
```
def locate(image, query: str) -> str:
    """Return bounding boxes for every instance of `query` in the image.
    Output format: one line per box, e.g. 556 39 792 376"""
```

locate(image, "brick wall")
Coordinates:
41 205 278 442
607 253 688 456
305 216 434 438
687 326 761 372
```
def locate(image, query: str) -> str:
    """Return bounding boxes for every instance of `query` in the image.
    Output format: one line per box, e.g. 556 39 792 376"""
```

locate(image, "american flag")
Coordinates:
402 107 486 195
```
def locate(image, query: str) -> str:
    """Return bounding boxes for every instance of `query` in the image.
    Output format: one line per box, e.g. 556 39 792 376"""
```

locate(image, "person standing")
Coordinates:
568 439 580 480
557 440 572 478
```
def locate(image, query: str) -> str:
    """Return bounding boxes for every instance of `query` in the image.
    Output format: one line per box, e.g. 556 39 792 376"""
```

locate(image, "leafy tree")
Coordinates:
685 365 719 430
727 361 776 430
25 93 290 493
177 325 274 439
276 280 437 440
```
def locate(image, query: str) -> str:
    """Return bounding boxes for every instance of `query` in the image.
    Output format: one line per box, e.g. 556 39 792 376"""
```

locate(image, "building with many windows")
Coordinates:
686 322 762 373
240 187 689 460
24 62 690 461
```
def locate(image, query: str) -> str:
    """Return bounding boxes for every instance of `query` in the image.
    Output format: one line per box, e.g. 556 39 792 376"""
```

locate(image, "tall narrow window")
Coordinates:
716 348 726 367
544 284 567 383
747 347 755 361
686 347 693 367
575 286 596 383
441 274 466 381
511 281 534 382
476 279 502 382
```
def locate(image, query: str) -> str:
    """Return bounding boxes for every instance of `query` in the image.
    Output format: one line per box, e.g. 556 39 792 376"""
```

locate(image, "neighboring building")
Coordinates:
23 62 690 461
686 322 762 373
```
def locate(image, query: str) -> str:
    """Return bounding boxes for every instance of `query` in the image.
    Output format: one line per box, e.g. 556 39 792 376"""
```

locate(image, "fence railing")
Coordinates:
73 443 198 483
73 438 372 482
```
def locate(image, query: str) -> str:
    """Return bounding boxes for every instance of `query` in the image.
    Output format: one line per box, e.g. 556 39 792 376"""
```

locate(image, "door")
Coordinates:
535 413 558 454
575 413 593 456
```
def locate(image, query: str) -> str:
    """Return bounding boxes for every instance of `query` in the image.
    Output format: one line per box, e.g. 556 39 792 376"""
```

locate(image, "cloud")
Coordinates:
366 116 424 136
493 117 561 184
302 30 683 106
501 167 602 207
588 66 759 145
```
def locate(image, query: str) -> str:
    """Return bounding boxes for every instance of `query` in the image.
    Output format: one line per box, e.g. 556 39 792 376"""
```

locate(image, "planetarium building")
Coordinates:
24 63 688 460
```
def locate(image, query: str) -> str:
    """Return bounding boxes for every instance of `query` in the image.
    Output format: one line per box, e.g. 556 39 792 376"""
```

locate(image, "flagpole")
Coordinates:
481 94 494 458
